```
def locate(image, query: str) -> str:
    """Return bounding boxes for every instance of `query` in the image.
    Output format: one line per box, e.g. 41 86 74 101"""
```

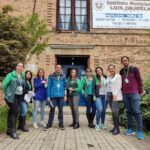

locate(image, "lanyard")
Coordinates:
124 67 130 79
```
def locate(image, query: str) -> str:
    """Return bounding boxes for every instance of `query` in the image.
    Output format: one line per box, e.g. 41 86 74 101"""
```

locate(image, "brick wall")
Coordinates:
0 0 150 78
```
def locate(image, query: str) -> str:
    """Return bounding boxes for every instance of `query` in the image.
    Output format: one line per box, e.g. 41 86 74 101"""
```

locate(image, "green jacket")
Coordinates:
81 75 96 99
2 70 25 103
67 78 81 96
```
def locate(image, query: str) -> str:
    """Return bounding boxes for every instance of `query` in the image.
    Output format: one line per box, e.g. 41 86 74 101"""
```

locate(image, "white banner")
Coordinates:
92 0 150 29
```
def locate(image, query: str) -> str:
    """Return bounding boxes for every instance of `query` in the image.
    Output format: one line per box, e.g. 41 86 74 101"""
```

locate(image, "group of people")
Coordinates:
2 56 144 140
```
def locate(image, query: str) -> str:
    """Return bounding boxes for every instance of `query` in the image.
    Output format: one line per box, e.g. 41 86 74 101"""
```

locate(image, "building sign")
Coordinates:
92 0 150 29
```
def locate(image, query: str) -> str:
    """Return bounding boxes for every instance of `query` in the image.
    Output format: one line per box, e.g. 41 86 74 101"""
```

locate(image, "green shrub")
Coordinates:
0 105 8 132
119 78 150 132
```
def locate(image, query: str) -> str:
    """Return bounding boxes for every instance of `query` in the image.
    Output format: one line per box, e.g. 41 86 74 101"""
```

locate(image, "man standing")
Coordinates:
46 64 67 130
120 56 144 140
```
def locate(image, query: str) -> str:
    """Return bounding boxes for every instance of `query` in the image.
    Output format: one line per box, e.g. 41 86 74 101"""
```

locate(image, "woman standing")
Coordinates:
2 62 25 139
33 69 47 128
18 70 33 132
95 67 107 131
81 68 96 128
67 69 81 129
106 64 122 135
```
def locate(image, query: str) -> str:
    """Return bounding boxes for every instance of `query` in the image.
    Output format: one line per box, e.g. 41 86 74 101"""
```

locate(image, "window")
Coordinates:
57 0 90 31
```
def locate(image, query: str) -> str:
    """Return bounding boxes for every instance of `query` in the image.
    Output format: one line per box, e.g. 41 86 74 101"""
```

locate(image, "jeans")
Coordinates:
95 95 106 125
68 95 80 123
20 101 28 117
106 92 119 129
47 98 64 127
33 100 46 123
123 93 143 131
85 95 96 124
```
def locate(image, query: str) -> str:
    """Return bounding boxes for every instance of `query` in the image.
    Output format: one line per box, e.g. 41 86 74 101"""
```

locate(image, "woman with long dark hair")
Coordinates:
95 67 107 131
2 62 26 139
33 69 47 128
18 70 33 132
67 69 81 129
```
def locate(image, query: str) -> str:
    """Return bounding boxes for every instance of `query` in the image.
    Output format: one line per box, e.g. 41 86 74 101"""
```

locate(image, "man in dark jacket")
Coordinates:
46 64 67 130
120 56 144 140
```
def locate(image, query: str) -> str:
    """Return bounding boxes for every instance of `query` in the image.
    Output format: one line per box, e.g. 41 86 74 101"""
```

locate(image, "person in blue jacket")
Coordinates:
33 69 47 128
46 64 67 130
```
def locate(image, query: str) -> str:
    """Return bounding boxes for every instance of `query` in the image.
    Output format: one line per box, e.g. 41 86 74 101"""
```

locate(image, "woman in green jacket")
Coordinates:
67 69 81 129
81 68 96 128
2 62 26 139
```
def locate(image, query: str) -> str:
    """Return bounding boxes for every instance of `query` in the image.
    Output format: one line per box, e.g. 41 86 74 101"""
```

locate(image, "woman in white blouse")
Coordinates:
106 64 122 135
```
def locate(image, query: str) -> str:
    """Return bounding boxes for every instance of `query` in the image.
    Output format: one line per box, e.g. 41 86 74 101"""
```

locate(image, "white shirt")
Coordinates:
99 76 107 95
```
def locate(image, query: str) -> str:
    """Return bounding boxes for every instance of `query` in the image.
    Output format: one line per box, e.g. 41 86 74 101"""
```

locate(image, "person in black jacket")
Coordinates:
18 70 33 132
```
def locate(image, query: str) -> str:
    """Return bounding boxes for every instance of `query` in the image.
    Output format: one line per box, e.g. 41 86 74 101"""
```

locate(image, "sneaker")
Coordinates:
41 121 46 128
59 125 65 130
101 124 107 129
33 123 38 129
124 128 135 135
95 124 100 131
137 131 144 140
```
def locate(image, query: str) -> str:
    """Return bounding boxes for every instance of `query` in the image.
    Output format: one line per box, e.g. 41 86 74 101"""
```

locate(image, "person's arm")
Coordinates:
112 75 122 101
34 78 44 90
74 79 81 92
81 77 86 94
2 73 11 93
47 76 51 99
134 67 143 95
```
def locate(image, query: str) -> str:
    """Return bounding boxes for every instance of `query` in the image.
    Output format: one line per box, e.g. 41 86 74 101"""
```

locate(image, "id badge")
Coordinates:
18 86 23 92
125 78 129 83
57 83 60 88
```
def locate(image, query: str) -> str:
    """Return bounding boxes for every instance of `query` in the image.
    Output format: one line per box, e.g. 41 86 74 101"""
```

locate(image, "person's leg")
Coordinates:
106 92 115 132
33 100 40 128
8 95 20 139
101 95 106 125
123 94 135 134
72 95 80 129
6 102 12 135
40 100 46 127
91 96 96 126
19 101 28 131
46 99 56 128
86 95 92 126
131 93 143 139
112 101 120 135
57 98 64 128
68 96 76 126
95 97 103 126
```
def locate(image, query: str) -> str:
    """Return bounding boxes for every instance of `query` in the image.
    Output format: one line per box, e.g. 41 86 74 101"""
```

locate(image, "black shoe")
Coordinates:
89 123 95 128
109 127 115 133
45 125 52 129
59 125 65 130
6 129 11 135
10 131 19 139
112 128 120 135
73 123 80 129
69 122 76 127
21 116 29 132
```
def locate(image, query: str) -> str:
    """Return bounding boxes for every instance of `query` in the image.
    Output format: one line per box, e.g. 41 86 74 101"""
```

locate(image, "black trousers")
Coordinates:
6 95 22 132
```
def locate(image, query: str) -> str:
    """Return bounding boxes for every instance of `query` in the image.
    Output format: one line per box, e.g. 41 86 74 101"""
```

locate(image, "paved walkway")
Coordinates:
0 107 150 150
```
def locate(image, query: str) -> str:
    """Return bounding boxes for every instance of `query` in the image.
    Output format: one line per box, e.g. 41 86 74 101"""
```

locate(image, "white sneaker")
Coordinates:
33 123 38 128
41 121 46 128
101 124 107 129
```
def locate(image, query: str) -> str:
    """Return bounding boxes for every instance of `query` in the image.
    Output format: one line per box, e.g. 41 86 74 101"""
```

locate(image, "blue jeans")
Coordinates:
95 95 106 125
85 95 96 124
123 93 143 131
33 100 46 123
47 98 64 127
20 101 28 117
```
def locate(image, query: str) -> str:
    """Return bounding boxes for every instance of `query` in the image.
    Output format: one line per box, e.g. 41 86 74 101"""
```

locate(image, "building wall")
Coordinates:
0 0 150 77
